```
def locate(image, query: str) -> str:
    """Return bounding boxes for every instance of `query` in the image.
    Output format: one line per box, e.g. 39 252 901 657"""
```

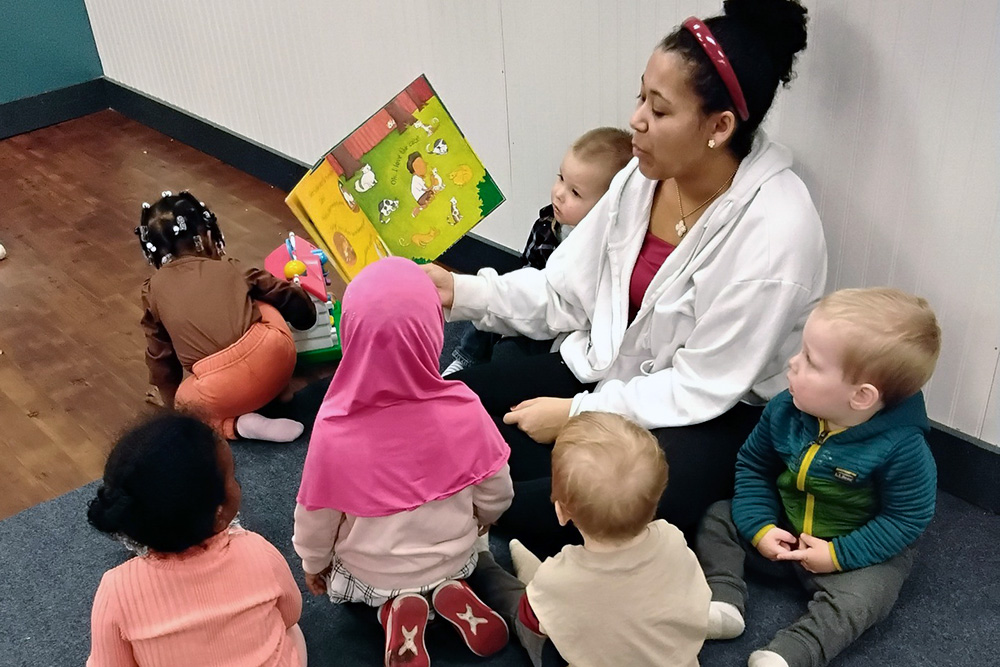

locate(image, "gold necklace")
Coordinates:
674 167 739 238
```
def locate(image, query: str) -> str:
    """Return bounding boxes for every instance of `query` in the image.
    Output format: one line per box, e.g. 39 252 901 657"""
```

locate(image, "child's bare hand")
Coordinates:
304 566 332 596
755 527 799 560
775 533 837 574
503 397 572 444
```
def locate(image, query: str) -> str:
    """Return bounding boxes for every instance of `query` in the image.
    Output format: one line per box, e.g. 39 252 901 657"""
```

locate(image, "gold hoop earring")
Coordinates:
708 139 717 149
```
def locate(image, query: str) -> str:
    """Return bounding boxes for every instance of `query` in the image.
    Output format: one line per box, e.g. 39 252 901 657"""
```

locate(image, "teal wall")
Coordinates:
0 0 102 104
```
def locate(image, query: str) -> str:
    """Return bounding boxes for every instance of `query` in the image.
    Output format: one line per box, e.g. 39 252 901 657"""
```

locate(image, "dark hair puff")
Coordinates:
87 413 226 553
661 0 808 158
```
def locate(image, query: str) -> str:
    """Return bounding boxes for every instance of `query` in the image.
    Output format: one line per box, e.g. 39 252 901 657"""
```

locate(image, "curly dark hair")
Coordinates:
135 191 226 268
87 413 227 553
660 0 809 158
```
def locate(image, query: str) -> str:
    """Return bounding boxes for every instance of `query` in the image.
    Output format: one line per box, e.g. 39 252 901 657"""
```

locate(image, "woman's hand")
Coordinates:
421 264 455 308
304 565 332 596
503 397 572 444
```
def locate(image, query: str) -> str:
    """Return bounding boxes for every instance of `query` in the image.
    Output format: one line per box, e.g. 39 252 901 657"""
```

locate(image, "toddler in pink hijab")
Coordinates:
293 257 513 667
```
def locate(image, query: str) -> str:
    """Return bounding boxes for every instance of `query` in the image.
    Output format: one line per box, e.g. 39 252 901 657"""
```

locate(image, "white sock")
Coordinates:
748 650 790 667
235 413 304 442
474 531 490 554
509 539 542 585
707 600 745 640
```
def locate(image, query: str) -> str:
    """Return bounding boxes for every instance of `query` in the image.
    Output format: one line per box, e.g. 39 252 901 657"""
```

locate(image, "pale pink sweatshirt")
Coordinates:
293 464 513 589
88 529 302 667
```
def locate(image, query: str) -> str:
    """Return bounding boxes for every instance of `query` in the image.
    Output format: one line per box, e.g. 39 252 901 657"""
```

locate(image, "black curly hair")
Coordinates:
87 413 227 553
135 191 226 268
660 0 809 158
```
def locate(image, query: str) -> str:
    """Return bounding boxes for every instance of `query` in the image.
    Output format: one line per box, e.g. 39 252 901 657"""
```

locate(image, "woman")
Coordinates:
424 0 825 556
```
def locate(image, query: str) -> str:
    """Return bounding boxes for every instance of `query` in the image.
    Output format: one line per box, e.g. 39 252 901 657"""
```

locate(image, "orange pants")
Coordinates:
175 303 297 440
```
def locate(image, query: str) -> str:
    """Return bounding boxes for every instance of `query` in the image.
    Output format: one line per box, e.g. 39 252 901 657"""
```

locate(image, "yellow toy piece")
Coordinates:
284 259 308 279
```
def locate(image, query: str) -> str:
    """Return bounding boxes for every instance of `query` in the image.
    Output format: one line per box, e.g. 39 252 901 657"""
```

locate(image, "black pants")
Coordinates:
454 351 764 557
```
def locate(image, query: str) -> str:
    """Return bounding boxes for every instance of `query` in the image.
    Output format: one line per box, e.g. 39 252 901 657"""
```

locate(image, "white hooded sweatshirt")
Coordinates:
450 135 827 429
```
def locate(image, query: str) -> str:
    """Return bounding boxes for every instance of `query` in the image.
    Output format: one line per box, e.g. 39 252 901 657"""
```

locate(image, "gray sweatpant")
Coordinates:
464 550 562 667
696 500 914 667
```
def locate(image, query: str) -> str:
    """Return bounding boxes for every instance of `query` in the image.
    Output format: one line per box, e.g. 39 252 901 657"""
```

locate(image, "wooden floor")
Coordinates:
0 110 325 519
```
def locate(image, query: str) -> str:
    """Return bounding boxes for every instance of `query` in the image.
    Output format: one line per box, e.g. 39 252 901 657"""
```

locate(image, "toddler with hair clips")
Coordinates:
86 412 306 666
696 287 942 667
293 257 514 667
137 191 316 442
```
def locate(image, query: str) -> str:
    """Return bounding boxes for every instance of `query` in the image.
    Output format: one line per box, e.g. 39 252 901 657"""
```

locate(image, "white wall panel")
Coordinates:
85 0 515 244
770 0 1000 441
83 0 1000 443
984 357 1000 446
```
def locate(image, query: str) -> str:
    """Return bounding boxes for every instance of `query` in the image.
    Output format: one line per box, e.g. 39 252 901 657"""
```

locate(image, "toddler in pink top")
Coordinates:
293 257 514 667
86 413 306 667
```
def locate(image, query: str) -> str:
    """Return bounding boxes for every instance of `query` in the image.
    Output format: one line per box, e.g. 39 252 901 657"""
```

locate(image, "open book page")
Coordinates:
286 75 503 280
287 158 390 283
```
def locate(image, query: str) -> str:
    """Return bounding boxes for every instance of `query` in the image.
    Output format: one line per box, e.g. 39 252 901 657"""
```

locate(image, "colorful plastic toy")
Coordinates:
284 259 308 280
265 232 342 363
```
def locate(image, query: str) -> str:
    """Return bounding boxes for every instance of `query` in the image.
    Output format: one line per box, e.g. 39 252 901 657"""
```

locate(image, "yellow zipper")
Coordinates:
797 420 845 535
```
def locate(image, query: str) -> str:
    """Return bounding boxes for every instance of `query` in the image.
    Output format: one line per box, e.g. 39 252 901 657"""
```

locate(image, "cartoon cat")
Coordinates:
337 180 359 212
427 138 448 155
354 164 377 193
449 165 473 186
398 227 440 247
377 198 399 224
430 167 445 192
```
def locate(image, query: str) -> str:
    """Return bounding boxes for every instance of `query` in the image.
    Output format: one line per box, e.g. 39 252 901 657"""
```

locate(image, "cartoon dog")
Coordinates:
427 138 448 155
337 180 360 212
448 197 463 225
377 198 399 224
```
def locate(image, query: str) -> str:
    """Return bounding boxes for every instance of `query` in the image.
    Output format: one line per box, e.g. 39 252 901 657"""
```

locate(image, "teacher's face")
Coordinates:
630 49 710 181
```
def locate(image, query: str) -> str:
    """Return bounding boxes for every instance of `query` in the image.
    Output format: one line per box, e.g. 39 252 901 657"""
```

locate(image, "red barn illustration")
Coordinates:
325 76 437 179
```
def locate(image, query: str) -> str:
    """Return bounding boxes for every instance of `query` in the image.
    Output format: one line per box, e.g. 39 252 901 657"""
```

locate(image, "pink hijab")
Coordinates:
297 257 510 517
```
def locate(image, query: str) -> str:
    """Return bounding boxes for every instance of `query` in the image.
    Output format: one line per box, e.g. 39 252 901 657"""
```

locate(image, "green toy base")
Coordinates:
297 346 342 364
295 299 343 365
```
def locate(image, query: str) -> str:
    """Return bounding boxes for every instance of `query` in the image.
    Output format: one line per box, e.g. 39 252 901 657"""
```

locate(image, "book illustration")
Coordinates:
448 197 463 225
285 75 504 283
354 164 377 193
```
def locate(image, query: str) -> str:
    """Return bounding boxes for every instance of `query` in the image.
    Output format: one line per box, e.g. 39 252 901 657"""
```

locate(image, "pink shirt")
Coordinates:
628 232 677 322
293 465 513 589
88 529 302 667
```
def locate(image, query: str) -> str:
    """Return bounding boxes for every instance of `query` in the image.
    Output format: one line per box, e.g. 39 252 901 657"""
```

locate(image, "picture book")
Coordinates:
285 75 505 283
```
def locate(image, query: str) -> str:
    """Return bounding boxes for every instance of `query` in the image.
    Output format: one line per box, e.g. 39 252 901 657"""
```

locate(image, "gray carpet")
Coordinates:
1 323 997 666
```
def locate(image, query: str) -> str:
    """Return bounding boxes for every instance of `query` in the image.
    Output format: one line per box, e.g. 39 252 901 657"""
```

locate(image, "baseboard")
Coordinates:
103 80 308 193
0 79 107 140
3 81 998 514
928 424 1000 513
438 234 522 274
101 80 525 275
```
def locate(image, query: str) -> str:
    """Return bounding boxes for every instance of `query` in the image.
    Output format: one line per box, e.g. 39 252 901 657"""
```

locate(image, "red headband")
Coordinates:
682 17 750 121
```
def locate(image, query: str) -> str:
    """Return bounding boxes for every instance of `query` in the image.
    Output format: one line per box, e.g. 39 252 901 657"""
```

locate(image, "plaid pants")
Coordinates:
326 550 479 607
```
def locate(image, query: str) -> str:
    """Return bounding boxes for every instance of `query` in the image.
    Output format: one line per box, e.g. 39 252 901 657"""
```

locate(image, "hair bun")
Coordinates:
87 485 132 534
723 0 808 85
